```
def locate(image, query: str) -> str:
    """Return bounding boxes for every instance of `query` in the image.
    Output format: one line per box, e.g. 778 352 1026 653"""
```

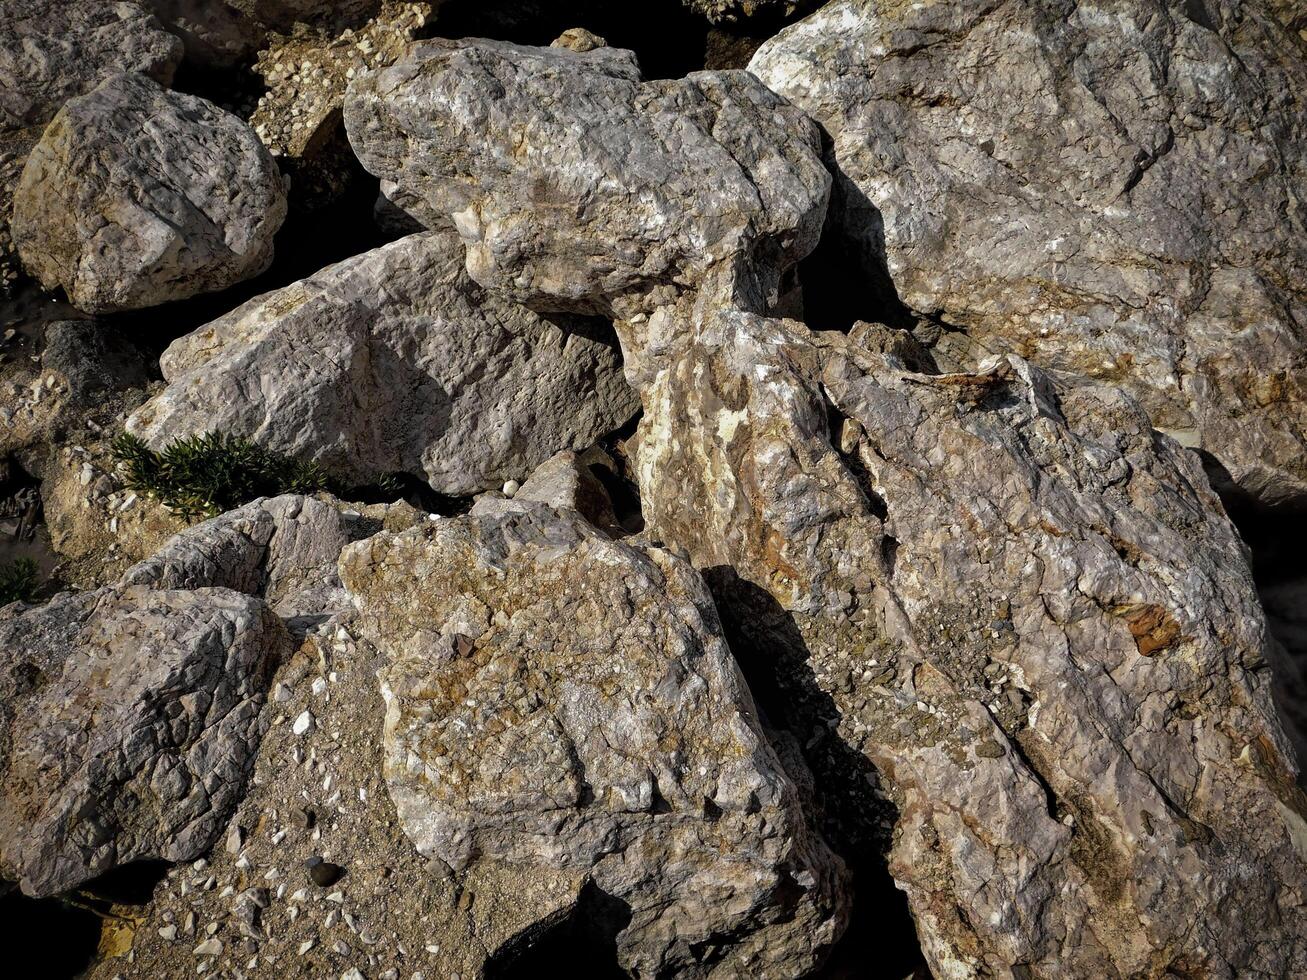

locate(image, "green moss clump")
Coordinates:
0 557 39 606
111 432 334 519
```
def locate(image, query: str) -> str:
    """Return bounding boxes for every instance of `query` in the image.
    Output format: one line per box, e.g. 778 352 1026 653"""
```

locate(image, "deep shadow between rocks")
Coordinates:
0 861 170 980
797 142 916 334
428 0 824 77
1206 454 1307 779
700 568 928 978
487 880 630 980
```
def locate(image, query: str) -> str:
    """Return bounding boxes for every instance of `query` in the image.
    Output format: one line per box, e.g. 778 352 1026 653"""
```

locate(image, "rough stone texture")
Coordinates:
121 494 394 632
127 231 639 495
344 38 831 317
0 1 182 131
82 617 601 980
0 584 289 897
750 0 1307 506
250 2 432 211
12 72 288 314
340 503 850 978
470 449 620 533
621 307 1307 978
0 1 183 292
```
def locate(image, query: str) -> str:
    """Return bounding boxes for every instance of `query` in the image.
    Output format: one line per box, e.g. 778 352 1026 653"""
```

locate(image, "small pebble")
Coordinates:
310 861 345 887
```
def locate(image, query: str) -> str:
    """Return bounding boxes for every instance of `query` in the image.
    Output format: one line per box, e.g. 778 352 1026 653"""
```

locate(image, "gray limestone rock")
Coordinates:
339 503 850 978
121 494 388 631
621 307 1307 978
12 72 287 313
126 231 638 495
0 1 182 131
469 449 620 533
0 584 289 897
750 0 1307 506
343 38 830 317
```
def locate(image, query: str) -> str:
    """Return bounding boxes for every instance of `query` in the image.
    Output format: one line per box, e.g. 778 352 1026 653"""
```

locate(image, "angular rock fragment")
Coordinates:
344 38 830 316
622 308 1307 978
12 73 287 313
127 231 638 495
750 0 1307 505
0 585 289 896
122 494 394 630
340 503 850 977
469 449 620 533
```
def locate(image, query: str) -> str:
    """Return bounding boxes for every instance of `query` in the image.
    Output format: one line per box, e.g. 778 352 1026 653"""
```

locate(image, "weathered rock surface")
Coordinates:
340 503 850 977
344 38 830 317
250 2 431 210
750 0 1307 506
0 584 289 897
127 230 638 495
12 73 287 313
470 449 620 533
621 307 1307 978
122 494 393 631
0 1 182 131
0 1 183 291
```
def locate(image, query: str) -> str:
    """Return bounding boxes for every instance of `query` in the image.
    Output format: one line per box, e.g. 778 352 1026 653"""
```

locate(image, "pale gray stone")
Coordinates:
12 72 287 313
750 0 1307 506
339 503 850 978
621 306 1307 978
343 38 830 318
0 585 290 897
127 231 638 495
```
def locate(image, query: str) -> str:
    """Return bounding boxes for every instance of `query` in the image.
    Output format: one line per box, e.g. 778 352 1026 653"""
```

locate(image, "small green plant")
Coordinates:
112 431 334 519
0 557 39 606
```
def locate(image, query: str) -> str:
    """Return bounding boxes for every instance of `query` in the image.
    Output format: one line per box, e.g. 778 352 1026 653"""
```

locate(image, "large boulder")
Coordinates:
126 231 639 495
339 503 850 977
750 0 1307 506
12 72 287 313
344 38 830 317
0 1 182 131
0 0 183 291
0 584 289 897
620 307 1307 977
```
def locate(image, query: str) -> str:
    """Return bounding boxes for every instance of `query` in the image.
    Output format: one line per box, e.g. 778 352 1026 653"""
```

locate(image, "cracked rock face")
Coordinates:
344 38 831 317
127 230 638 495
621 307 1307 978
0 0 183 292
12 72 287 314
340 503 850 978
0 1 182 131
122 494 402 632
0 584 289 898
750 0 1307 506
